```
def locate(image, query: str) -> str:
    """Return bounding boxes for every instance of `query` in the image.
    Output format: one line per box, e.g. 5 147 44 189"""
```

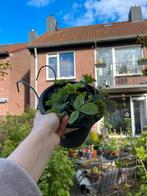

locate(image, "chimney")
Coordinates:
46 15 57 31
128 6 143 22
28 29 38 42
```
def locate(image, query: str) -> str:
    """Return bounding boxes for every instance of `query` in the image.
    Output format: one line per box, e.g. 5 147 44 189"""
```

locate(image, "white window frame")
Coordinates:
95 45 143 78
46 51 76 80
114 45 143 76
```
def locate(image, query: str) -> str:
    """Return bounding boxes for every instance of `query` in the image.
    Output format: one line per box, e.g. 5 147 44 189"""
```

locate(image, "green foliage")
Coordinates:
128 132 147 194
137 36 147 47
39 147 75 196
73 95 85 110
0 108 36 157
99 138 119 153
80 103 98 115
46 75 110 125
0 62 10 80
135 184 147 196
69 111 79 124
81 74 96 84
142 67 147 76
121 117 131 134
0 108 75 196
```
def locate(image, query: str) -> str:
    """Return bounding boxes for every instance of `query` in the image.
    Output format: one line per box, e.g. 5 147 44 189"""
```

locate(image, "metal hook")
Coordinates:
16 80 39 100
36 65 57 81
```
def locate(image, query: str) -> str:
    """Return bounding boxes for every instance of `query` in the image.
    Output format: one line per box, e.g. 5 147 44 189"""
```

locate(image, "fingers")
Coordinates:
64 128 79 134
56 116 68 137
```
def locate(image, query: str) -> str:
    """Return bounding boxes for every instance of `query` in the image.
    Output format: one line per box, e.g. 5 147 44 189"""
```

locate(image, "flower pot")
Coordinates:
38 81 103 148
17 66 104 148
95 63 106 68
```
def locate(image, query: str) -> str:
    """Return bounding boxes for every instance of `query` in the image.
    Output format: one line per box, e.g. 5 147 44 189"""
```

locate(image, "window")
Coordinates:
115 47 142 75
96 48 112 76
96 46 142 76
47 52 75 80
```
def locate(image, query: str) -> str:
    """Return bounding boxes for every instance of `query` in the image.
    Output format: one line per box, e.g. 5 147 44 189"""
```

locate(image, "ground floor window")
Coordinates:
106 96 147 135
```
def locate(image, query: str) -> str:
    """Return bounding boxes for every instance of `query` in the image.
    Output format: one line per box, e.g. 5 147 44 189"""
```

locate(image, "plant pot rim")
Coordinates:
38 81 103 148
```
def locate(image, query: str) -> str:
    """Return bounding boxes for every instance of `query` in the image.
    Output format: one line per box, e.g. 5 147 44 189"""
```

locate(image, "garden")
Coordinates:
0 61 146 195
0 108 146 196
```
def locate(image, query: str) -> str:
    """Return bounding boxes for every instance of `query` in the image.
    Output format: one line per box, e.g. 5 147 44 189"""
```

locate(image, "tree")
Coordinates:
0 61 10 80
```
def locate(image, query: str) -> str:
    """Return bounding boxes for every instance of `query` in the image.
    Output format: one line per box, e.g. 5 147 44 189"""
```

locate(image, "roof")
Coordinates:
29 20 147 48
0 43 27 54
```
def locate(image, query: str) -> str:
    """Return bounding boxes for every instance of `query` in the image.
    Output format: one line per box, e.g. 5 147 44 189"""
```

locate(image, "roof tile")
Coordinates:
0 43 27 54
29 20 147 47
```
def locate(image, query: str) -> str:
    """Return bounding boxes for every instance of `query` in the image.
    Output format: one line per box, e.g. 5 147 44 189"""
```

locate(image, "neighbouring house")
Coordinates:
0 43 30 115
28 6 147 136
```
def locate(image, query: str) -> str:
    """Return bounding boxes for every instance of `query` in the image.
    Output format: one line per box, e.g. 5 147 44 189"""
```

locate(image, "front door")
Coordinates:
130 97 146 136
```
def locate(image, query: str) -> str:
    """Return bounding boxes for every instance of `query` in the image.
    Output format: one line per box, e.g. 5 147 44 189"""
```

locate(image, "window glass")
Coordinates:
115 47 142 74
48 56 57 79
59 52 74 78
96 48 113 86
96 48 112 76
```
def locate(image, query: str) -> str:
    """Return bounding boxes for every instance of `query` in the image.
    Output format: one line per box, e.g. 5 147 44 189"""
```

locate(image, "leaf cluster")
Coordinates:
0 62 10 80
39 147 75 196
46 75 109 125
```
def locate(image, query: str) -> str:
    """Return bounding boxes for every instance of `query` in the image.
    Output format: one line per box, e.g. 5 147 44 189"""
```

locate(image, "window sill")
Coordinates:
115 73 142 77
46 77 76 82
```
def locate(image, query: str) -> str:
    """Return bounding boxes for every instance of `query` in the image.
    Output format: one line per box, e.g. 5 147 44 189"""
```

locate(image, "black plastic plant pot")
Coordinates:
38 81 103 148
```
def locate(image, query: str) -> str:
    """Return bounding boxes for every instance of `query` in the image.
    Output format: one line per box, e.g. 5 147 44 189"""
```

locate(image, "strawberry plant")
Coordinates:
45 74 109 127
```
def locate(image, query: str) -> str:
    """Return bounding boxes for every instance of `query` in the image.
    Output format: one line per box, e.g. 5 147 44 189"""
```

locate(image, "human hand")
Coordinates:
32 111 68 146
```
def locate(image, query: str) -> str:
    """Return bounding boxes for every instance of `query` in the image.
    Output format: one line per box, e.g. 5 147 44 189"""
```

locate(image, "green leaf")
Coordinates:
80 103 98 115
69 111 79 124
82 74 96 84
73 95 85 110
53 102 68 110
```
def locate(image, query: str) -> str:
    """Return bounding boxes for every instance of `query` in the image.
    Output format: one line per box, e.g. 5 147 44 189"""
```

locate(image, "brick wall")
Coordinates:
30 47 95 108
0 49 30 116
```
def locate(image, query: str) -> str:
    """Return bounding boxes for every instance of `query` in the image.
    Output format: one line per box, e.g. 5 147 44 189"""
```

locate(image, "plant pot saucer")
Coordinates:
38 82 103 148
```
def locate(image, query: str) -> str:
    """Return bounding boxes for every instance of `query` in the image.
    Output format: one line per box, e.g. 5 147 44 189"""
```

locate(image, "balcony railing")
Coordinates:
96 64 147 88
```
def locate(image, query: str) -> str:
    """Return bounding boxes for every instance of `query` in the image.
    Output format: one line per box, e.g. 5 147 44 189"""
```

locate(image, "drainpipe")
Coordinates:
34 47 38 109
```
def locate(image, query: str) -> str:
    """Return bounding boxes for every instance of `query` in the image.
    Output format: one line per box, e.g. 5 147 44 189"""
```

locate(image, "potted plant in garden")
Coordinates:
17 65 112 148
99 138 119 159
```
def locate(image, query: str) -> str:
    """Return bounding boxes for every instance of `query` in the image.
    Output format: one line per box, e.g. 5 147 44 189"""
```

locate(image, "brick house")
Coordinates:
1 6 147 136
0 43 30 115
28 6 147 136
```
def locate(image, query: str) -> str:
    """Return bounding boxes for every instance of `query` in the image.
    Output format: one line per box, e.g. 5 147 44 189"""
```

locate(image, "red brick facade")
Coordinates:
30 47 95 108
29 45 147 108
0 49 30 116
1 44 147 116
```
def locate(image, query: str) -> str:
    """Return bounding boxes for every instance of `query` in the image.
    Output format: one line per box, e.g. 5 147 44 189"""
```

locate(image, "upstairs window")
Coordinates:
47 51 75 80
115 47 142 75
96 46 142 76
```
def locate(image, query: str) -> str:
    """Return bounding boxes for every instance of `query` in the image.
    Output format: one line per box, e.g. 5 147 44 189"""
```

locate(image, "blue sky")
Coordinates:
0 0 147 44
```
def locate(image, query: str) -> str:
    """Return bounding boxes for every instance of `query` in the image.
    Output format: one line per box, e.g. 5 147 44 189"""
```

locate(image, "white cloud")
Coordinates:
63 0 147 26
27 0 53 7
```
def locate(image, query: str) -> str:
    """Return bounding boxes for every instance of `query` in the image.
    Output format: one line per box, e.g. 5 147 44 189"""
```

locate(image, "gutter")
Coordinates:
34 48 38 109
27 34 144 49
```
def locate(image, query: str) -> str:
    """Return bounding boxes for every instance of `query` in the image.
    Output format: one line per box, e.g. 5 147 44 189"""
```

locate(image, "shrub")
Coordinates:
39 147 75 196
0 108 75 195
